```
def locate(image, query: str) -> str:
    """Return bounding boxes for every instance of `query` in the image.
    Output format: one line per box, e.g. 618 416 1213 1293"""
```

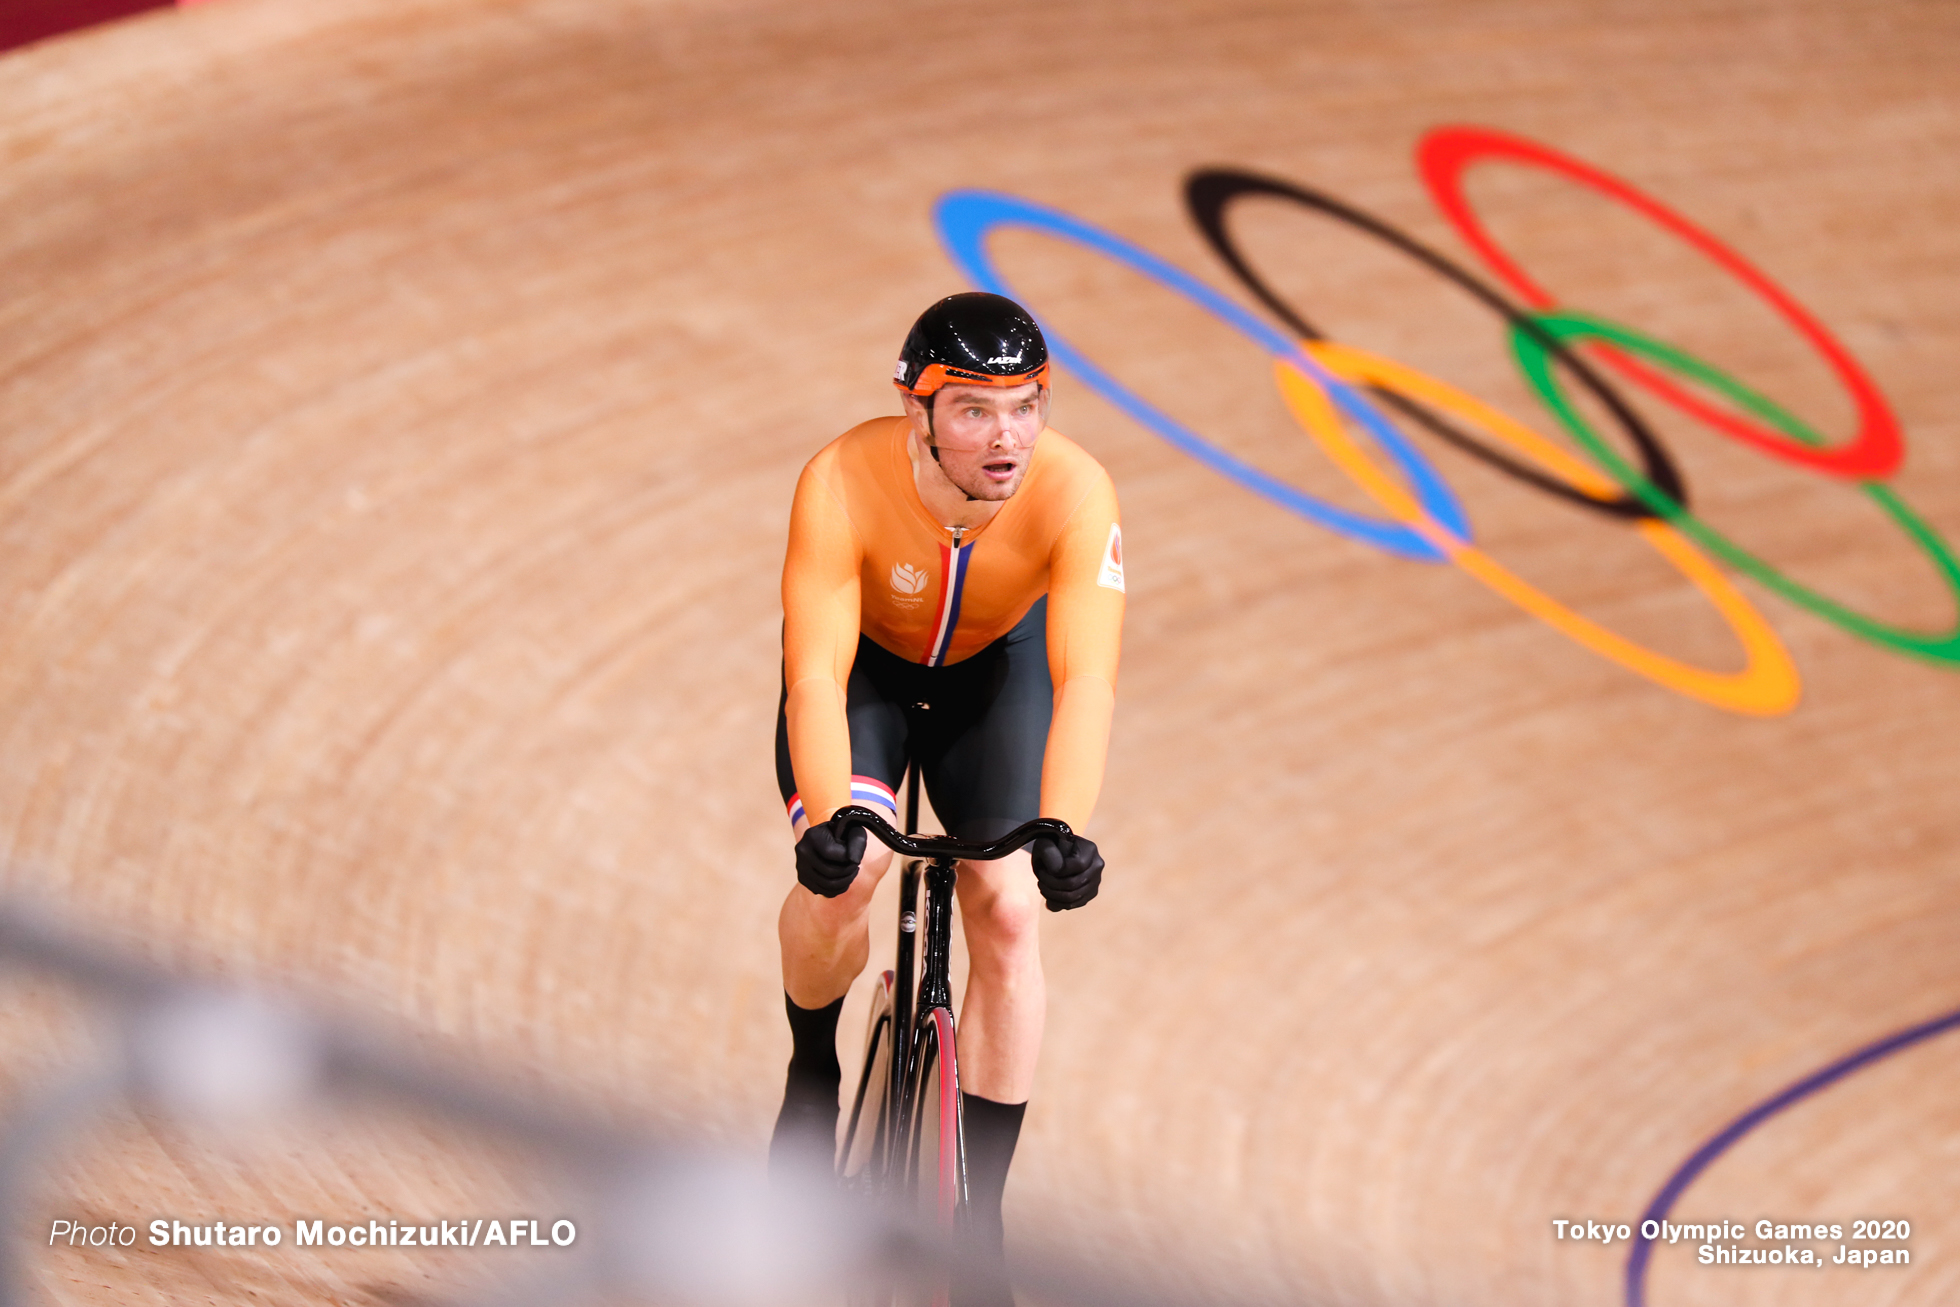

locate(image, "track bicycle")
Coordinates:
831 768 1070 1305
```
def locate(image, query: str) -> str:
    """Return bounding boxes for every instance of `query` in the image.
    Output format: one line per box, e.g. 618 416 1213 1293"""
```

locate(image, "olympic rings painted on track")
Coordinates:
1183 167 1681 521
1419 124 1904 479
1514 311 1960 665
1274 343 1800 715
933 189 1469 562
1624 1006 1960 1307
932 186 1803 717
933 187 1801 711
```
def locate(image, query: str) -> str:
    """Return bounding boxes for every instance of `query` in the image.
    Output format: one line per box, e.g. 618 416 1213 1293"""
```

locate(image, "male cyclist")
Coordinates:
772 292 1123 1281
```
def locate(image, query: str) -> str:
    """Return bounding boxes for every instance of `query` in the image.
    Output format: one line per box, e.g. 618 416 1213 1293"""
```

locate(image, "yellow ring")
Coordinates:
1276 342 1801 716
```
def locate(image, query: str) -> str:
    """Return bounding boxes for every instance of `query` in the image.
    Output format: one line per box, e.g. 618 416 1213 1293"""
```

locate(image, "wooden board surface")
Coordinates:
1 1 1957 1303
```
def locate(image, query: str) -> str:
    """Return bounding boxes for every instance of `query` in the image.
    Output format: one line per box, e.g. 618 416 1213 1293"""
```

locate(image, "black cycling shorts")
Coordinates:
776 597 1051 843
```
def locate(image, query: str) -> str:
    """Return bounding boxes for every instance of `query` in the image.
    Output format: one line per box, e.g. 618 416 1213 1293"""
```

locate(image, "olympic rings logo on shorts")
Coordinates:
932 124 1960 717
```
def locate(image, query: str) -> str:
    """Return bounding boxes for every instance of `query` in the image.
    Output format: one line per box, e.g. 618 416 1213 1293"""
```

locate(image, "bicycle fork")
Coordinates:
893 854 957 1133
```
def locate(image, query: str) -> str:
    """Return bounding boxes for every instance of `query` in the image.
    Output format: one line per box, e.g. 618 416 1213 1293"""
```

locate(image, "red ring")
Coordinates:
1417 125 1903 479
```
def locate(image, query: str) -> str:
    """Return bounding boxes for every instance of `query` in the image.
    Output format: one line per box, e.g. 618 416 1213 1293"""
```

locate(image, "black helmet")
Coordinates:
893 292 1050 400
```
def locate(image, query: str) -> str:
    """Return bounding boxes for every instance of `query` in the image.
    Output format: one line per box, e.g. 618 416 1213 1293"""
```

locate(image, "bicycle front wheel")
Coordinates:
839 969 896 1188
904 1006 965 1236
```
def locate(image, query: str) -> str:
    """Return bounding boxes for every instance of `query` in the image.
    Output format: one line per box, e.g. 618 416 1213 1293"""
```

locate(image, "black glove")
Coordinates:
1029 833 1102 911
795 815 868 898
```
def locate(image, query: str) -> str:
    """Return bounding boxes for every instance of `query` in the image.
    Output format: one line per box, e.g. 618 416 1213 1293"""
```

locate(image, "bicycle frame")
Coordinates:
889 851 955 1155
836 773 1071 1206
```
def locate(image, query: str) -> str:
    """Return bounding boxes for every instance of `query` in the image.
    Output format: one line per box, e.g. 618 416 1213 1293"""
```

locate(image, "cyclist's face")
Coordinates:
909 382 1047 502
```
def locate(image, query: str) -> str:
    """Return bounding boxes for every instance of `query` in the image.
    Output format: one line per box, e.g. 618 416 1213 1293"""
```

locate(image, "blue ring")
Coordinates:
933 190 1470 562
1625 1004 1960 1306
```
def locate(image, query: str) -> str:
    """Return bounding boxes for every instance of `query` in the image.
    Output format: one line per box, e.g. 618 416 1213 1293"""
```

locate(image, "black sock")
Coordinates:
784 992 844 1092
770 994 847 1181
959 1093 1027 1254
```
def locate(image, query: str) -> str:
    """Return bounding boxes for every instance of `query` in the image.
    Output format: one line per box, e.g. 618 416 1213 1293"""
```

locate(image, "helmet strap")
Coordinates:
918 397 981 502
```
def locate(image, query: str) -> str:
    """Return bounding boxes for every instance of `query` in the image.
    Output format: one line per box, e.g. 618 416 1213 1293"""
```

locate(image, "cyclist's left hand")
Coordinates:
1030 833 1102 911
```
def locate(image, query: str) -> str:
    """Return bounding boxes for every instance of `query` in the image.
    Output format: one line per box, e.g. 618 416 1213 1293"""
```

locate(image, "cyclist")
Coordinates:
772 292 1123 1280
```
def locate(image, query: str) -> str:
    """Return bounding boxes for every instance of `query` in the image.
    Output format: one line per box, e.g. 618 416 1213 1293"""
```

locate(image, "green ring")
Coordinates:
1510 310 1960 665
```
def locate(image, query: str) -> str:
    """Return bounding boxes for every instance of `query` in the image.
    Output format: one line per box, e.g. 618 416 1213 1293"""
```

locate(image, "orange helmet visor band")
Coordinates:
895 359 1051 398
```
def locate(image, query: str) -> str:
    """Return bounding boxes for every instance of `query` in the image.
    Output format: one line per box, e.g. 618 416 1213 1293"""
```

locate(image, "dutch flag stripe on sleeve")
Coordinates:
786 775 899 827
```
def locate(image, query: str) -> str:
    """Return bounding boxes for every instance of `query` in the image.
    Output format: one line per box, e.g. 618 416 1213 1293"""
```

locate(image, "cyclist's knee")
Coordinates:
959 859 1041 960
853 842 894 893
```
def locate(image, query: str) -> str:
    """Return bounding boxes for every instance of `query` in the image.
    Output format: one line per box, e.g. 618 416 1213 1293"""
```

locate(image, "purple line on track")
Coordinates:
1625 1005 1960 1306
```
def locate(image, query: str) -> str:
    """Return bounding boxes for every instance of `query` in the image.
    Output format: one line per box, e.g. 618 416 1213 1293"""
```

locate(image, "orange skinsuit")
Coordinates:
781 416 1123 830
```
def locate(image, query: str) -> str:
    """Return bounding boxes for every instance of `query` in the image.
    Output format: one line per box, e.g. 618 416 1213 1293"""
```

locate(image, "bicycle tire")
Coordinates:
869 1005 966 1307
838 969 896 1188
904 1006 965 1307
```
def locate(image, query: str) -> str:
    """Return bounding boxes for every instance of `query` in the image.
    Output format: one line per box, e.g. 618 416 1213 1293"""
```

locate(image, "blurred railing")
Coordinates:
0 903 1286 1307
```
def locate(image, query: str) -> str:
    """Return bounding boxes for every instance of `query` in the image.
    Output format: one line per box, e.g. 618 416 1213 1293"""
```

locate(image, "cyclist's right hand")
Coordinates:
795 814 868 898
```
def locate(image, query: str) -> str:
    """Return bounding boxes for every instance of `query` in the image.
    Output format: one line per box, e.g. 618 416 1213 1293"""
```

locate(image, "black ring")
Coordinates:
1184 168 1688 520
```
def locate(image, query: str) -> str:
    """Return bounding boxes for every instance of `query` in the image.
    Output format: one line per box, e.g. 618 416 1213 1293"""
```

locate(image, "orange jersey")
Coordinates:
782 416 1124 829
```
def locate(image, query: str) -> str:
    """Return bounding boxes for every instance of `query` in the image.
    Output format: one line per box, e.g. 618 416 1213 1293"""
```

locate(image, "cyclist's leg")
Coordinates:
777 816 897 1007
949 848 1042 1275
772 822 896 1175
771 638 911 1174
947 851 1044 1102
951 853 1042 1282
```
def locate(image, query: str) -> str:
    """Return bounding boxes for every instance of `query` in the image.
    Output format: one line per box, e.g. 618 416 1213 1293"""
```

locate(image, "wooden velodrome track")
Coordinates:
1 0 1957 1303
